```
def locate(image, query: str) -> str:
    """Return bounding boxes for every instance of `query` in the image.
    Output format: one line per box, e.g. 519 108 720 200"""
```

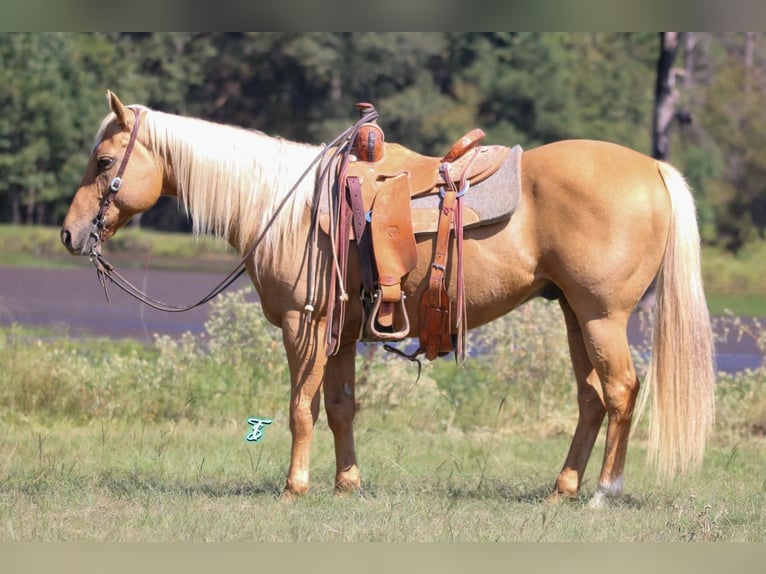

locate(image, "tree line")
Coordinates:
1 32 763 251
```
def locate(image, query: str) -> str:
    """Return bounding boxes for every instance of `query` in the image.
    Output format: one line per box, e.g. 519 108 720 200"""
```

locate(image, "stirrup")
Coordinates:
366 290 410 341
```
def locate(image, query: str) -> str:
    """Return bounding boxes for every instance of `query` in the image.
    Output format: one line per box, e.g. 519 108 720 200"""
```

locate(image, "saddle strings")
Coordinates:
91 108 379 314
305 107 378 323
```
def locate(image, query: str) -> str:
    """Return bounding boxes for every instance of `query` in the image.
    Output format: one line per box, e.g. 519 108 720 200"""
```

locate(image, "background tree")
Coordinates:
652 32 683 161
672 33 766 249
0 32 763 252
0 34 79 224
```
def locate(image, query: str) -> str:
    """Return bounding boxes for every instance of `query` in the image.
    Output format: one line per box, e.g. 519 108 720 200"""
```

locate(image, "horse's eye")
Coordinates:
97 157 114 172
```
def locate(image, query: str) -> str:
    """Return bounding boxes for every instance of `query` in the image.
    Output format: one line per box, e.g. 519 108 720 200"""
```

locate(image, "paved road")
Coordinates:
1 265 762 372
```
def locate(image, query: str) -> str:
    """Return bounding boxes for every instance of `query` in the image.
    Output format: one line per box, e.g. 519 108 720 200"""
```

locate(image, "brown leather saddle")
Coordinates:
323 103 511 361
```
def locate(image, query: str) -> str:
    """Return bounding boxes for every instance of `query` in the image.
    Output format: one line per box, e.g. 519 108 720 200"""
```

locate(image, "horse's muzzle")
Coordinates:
60 225 99 256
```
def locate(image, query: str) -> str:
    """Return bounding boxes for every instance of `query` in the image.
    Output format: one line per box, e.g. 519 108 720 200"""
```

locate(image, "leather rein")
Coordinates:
88 106 377 313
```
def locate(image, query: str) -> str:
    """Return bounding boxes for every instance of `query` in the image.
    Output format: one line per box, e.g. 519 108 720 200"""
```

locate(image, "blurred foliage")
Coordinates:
0 288 288 424
1 293 764 441
1 32 765 251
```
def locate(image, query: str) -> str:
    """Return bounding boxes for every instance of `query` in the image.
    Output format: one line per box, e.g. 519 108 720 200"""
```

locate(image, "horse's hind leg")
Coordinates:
323 342 362 494
578 311 640 508
553 298 607 499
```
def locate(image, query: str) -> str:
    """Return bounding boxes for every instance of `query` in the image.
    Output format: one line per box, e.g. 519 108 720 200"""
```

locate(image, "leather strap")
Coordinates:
94 108 142 239
347 176 376 293
417 148 479 362
453 147 480 363
326 157 353 356
419 167 459 360
428 183 457 306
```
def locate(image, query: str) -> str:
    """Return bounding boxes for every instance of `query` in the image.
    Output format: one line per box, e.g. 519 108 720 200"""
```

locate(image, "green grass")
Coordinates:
1 294 765 541
1 418 765 541
706 294 766 317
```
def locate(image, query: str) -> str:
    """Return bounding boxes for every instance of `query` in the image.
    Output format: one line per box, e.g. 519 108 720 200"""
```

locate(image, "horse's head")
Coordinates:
61 91 164 256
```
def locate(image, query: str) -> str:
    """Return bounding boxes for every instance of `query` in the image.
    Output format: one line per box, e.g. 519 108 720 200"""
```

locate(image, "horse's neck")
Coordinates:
153 114 321 264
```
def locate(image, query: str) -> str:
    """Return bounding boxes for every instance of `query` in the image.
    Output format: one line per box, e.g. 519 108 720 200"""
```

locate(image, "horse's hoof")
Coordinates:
546 490 576 504
588 491 607 509
588 478 623 508
279 488 305 502
334 482 364 497
546 491 563 504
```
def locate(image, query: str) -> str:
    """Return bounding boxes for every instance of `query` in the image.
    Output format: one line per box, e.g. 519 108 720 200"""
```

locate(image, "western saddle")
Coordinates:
323 103 510 361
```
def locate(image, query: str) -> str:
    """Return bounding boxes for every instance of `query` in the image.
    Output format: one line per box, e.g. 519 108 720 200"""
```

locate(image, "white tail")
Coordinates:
637 161 716 478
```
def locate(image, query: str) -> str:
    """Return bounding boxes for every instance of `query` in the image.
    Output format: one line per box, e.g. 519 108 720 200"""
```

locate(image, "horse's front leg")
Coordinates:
281 310 327 498
323 342 361 494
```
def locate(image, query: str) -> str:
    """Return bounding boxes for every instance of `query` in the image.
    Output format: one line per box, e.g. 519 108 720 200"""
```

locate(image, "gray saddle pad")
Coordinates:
409 143 521 235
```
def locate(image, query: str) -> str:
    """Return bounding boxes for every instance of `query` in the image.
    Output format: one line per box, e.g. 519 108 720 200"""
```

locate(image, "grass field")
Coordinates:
2 418 765 542
1 290 765 542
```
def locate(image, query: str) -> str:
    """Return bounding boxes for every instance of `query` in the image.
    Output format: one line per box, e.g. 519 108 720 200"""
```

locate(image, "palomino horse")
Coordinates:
61 92 715 506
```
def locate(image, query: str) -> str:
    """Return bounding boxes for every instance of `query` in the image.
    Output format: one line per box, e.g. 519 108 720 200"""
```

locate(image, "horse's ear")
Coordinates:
107 90 130 129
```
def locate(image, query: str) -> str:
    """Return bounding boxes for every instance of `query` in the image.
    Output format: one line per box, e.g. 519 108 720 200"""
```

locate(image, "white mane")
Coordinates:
99 106 323 267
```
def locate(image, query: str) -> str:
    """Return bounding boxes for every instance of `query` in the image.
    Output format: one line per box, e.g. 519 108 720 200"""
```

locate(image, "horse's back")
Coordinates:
524 139 660 192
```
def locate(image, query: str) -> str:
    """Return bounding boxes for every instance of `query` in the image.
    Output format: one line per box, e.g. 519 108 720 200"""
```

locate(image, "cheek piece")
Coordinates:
89 107 143 254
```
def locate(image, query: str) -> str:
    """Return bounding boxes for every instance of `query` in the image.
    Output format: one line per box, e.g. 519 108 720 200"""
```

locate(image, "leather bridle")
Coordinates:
89 107 143 256
87 105 379 314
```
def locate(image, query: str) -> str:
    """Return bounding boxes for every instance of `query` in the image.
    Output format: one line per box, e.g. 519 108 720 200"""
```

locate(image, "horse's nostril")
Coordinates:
61 228 72 249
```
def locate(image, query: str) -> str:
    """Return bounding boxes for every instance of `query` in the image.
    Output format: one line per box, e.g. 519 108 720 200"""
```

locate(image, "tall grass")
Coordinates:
2 289 765 435
0 290 287 426
710 313 766 440
0 291 576 442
